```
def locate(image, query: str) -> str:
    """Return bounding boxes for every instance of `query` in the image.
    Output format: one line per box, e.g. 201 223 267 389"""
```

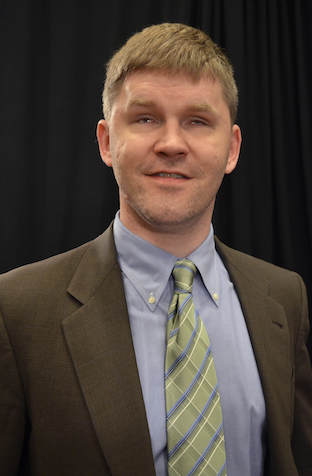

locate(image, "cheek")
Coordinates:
209 140 232 170
109 137 128 169
110 143 140 189
111 128 142 159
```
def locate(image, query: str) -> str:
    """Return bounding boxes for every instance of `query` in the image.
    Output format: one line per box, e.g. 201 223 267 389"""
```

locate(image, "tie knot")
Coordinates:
172 259 196 294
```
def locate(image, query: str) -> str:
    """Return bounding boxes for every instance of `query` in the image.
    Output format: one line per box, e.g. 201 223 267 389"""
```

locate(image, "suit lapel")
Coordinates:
62 226 156 476
215 238 294 473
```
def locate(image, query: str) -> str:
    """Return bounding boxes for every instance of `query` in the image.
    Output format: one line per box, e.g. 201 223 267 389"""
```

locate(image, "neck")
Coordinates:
119 209 212 258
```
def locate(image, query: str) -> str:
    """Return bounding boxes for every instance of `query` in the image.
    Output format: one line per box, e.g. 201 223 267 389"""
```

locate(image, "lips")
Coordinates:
153 172 187 179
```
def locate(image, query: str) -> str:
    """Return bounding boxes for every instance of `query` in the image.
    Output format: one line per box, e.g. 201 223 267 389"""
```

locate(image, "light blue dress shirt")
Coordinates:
113 212 267 476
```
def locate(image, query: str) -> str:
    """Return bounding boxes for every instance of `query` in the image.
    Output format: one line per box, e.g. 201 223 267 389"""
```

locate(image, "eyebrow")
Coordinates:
128 98 215 113
188 102 214 113
128 98 155 109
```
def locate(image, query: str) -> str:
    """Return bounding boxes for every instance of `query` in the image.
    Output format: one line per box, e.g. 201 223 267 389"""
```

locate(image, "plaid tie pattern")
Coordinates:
165 259 226 476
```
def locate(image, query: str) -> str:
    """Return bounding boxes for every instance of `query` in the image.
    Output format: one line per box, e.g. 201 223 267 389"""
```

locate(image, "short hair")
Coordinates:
102 23 238 124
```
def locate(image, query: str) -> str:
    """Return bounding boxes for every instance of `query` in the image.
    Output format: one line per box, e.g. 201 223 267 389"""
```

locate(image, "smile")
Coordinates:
154 173 186 179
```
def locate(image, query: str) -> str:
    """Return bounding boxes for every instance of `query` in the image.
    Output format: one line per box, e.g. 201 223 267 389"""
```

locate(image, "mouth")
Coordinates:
152 172 187 179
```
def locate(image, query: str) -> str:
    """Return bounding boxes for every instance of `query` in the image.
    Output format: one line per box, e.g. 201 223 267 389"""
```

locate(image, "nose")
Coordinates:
153 121 189 158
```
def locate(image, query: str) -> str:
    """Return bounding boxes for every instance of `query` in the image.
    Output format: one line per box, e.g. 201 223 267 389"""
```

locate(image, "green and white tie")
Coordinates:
165 259 226 476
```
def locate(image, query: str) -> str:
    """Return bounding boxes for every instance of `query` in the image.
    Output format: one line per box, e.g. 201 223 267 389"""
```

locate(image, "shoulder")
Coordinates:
215 236 306 304
215 236 299 280
0 224 116 293
0 223 122 340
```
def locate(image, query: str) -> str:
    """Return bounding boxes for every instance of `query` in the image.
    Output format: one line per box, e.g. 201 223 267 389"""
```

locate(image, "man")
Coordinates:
0 23 312 476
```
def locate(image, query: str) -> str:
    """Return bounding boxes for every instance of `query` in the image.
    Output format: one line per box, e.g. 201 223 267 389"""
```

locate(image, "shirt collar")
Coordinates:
188 232 220 307
113 212 219 310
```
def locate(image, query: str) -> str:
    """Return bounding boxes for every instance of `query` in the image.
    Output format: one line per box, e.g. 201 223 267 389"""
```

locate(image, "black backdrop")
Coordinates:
1 1 312 353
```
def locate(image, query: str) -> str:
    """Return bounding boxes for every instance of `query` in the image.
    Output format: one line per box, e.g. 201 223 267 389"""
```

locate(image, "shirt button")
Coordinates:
149 294 156 304
213 292 219 301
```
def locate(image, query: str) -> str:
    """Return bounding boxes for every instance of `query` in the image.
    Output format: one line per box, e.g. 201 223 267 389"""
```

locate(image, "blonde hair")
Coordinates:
103 23 238 124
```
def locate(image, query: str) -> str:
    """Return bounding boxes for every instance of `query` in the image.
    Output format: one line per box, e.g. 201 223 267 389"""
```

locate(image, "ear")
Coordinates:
225 124 242 174
97 119 112 167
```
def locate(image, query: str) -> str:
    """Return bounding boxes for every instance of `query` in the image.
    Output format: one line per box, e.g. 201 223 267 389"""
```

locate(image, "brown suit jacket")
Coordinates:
1 224 312 476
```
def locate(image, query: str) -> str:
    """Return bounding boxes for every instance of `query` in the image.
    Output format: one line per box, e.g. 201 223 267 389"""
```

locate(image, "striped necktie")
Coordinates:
165 259 226 476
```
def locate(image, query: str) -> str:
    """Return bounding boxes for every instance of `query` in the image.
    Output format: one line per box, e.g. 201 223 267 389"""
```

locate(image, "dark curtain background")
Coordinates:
1 0 312 353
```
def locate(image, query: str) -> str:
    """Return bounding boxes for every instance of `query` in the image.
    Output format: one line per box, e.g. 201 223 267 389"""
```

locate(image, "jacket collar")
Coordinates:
63 225 156 476
215 237 293 475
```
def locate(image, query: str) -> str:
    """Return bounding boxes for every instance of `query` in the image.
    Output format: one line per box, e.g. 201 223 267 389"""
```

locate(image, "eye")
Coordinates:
138 117 155 124
189 118 209 126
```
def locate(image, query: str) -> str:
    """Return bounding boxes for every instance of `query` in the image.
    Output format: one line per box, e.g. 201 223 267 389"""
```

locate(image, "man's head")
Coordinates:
102 23 238 125
97 23 242 256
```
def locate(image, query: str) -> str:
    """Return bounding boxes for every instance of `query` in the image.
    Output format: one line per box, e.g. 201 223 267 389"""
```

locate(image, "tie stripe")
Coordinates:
165 259 226 476
166 344 211 420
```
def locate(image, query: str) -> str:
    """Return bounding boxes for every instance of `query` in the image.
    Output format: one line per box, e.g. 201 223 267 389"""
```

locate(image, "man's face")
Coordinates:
97 70 241 236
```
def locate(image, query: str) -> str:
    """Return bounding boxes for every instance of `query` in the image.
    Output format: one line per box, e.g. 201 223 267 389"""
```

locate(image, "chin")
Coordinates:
138 208 204 233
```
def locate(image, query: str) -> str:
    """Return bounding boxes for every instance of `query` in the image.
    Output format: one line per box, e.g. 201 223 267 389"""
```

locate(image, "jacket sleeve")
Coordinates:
291 275 312 476
0 308 26 476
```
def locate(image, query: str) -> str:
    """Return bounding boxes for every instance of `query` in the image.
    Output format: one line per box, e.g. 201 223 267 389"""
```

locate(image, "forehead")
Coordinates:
113 69 227 112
